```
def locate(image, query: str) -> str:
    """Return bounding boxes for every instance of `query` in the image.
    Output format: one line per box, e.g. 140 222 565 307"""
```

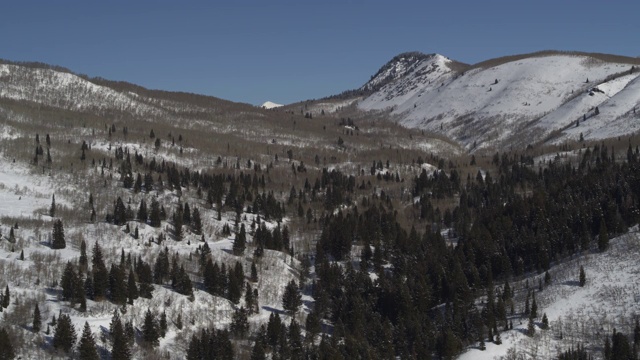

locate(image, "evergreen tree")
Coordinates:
526 317 535 337
159 311 167 338
92 242 109 300
282 279 302 315
142 309 159 347
541 313 549 330
599 219 609 252
33 303 42 332
579 265 586 287
0 327 15 360
49 194 56 217
127 268 139 304
250 338 266 360
79 239 88 271
108 264 127 305
149 199 161 227
51 219 66 249
250 262 258 282
110 312 131 360
61 261 78 302
530 292 538 319
137 199 148 223
78 322 100 360
1 285 9 309
230 307 249 338
53 314 77 353
192 207 202 234
233 224 246 256
138 261 154 298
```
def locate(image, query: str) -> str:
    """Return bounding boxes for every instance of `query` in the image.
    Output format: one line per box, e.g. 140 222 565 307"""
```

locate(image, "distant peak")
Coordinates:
261 101 283 109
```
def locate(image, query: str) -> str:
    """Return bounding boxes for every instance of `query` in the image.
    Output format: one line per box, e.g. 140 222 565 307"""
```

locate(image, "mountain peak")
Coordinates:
261 101 283 109
361 52 452 92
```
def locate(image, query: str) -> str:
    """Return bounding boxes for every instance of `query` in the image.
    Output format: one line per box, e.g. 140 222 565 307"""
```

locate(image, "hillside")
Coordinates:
357 51 640 150
2 57 640 360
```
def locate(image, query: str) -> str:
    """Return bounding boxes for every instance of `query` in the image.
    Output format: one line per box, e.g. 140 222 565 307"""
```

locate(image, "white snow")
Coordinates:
261 101 284 109
359 54 640 149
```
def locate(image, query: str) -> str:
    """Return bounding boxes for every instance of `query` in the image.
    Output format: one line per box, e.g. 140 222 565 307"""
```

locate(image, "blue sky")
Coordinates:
1 1 638 105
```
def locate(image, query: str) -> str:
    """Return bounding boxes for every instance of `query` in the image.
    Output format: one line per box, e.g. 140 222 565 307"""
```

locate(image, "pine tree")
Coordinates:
79 239 88 271
579 265 586 287
137 199 148 223
142 308 159 347
49 194 56 217
250 338 266 360
250 262 258 282
282 279 302 315
2 286 9 308
149 199 161 227
127 268 138 304
527 316 536 337
541 313 549 330
78 322 99 360
230 307 249 338
233 224 246 256
192 207 202 234
33 303 42 332
599 218 609 252
110 311 131 360
92 242 109 300
53 314 77 353
530 293 538 319
159 310 168 338
0 327 15 360
51 219 66 249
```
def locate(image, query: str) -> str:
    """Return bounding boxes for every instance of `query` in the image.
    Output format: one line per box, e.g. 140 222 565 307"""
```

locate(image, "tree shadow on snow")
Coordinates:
563 280 581 287
261 306 286 316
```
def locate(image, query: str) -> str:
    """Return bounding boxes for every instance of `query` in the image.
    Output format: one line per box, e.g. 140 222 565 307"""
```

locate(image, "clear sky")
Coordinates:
2 1 638 106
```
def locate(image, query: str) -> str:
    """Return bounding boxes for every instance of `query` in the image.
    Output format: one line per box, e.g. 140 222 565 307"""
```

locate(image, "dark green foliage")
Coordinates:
92 242 109 300
149 199 161 227
79 239 88 270
611 331 633 360
110 311 131 360
557 344 591 360
186 328 234 360
159 311 167 338
1 286 9 309
233 223 246 255
78 322 99 360
108 264 127 305
137 199 147 223
541 313 549 330
137 261 154 298
230 307 249 338
112 197 128 226
142 308 159 347
282 279 302 315
127 268 138 304
53 314 77 353
579 266 586 287
33 303 41 332
599 219 609 252
0 327 15 360
51 219 65 249
250 338 266 360
192 207 202 234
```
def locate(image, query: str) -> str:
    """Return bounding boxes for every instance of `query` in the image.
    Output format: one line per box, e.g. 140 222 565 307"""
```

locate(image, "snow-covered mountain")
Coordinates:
260 101 283 109
358 51 640 149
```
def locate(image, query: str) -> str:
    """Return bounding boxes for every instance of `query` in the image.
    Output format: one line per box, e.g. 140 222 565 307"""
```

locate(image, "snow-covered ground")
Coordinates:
459 227 640 360
359 54 640 149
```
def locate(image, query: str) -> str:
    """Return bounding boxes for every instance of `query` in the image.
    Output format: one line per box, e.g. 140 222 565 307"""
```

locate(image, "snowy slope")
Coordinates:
358 53 640 149
458 228 640 360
